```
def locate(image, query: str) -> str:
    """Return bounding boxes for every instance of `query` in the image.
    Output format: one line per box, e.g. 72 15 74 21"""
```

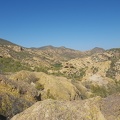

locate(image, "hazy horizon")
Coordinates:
0 0 120 50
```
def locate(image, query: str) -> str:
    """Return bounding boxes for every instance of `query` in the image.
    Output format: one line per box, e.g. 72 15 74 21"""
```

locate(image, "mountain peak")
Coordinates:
90 47 105 53
0 38 17 46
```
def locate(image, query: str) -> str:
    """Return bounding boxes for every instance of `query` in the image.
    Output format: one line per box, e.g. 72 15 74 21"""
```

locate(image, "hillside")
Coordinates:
0 38 120 120
0 39 85 73
0 38 17 46
34 45 84 60
0 38 107 73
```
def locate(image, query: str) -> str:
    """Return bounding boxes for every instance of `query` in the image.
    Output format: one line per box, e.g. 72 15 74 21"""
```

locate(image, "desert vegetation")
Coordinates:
0 58 31 73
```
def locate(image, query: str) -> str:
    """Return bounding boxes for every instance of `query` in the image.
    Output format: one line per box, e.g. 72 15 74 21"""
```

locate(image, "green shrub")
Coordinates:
35 82 44 91
34 66 49 73
91 85 108 97
106 60 117 79
46 89 55 99
52 63 63 70
51 71 64 76
91 67 98 74
68 68 86 81
0 58 31 73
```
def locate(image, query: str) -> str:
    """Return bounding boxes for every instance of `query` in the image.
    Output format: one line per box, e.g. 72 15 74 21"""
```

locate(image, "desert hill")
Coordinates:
0 39 84 71
0 38 17 46
0 38 106 72
0 38 120 120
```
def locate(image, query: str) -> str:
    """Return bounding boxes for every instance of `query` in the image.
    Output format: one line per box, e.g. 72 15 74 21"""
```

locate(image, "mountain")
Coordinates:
0 39 83 72
0 39 106 70
90 47 105 53
32 45 84 61
84 47 105 56
0 38 17 46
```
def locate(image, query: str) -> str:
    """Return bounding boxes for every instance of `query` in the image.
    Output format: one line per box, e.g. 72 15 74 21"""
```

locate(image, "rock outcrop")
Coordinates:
10 71 81 101
35 72 81 100
11 97 104 120
11 94 120 120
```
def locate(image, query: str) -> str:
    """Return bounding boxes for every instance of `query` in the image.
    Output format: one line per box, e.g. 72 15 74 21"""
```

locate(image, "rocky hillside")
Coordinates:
11 94 120 120
59 48 120 80
0 38 105 73
0 38 120 120
85 47 105 55
0 38 84 72
33 45 84 60
1 69 120 119
0 71 82 119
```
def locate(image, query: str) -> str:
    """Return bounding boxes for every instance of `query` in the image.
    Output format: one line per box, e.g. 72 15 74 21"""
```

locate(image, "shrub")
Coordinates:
91 67 98 74
106 60 117 79
52 63 63 70
46 89 55 99
35 82 44 91
34 66 49 73
91 85 108 97
0 58 31 73
68 68 86 81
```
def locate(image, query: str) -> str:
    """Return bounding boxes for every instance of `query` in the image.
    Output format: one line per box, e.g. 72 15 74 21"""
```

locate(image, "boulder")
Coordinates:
11 97 105 120
35 72 81 100
10 94 120 120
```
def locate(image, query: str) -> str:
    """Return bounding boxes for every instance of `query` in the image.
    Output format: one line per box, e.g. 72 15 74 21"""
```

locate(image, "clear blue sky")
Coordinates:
0 0 120 50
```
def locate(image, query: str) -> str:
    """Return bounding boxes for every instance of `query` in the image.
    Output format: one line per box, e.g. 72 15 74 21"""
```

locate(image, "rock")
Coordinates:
35 72 81 100
100 94 120 120
9 70 38 83
9 71 81 101
10 94 120 120
7 45 23 52
11 96 106 120
71 80 94 99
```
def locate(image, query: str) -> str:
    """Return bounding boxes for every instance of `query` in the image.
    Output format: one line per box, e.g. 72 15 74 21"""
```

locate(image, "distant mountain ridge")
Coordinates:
0 38 119 70
0 38 105 52
0 38 17 45
90 47 105 53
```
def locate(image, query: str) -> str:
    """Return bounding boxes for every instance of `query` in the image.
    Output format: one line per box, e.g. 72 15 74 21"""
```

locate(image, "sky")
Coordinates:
0 0 120 51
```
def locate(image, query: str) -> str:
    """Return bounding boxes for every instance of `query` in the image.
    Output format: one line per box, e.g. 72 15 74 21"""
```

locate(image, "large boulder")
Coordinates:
9 71 81 101
11 97 105 120
10 94 120 120
34 72 81 100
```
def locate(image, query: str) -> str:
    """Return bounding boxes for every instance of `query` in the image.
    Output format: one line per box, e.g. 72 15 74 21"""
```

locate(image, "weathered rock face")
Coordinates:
1 70 119 119
7 45 23 52
34 72 81 100
10 94 120 120
100 94 120 120
11 97 105 120
9 71 81 101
